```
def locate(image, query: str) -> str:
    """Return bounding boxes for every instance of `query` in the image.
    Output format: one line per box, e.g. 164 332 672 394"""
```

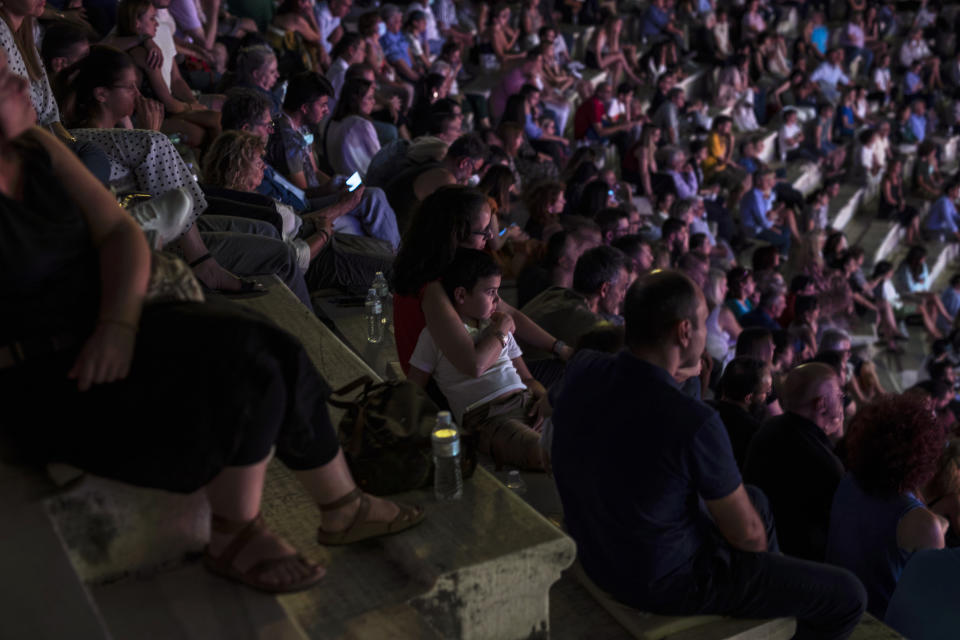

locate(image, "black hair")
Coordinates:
789 274 814 293
393 185 490 296
595 207 629 236
736 327 774 358
752 245 780 272
282 71 333 112
441 248 502 302
40 22 89 72
573 245 629 296
447 133 488 161
58 45 135 128
794 294 819 320
872 260 894 278
222 87 274 131
720 357 766 402
579 181 612 218
661 217 686 239
624 270 701 349
331 31 363 60
331 76 373 121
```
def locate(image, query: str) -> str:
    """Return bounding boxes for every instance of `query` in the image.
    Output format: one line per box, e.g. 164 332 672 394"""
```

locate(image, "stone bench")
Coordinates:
35 276 575 639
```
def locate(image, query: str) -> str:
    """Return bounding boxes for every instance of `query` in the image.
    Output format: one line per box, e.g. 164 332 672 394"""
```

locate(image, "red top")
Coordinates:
394 286 428 374
574 96 605 140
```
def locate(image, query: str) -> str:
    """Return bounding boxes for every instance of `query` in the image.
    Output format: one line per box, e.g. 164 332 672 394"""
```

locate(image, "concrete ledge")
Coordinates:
45 475 210 585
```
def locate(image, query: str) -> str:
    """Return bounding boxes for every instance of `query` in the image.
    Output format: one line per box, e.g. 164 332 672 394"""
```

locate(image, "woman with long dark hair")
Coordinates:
324 76 380 178
392 185 572 376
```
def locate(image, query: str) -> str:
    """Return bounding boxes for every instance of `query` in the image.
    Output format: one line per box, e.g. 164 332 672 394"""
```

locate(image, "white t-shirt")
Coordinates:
155 8 178 89
780 121 802 151
873 67 891 92
409 322 527 423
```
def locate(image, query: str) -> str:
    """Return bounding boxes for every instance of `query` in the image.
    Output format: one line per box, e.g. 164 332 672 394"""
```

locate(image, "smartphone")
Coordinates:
498 223 518 237
346 171 362 192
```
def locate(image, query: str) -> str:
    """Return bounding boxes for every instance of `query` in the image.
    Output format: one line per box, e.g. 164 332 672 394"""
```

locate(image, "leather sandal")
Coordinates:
203 513 325 593
316 488 425 546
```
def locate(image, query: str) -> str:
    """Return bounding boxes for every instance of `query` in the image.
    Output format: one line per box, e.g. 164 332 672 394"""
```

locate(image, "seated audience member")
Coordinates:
407 249 545 470
61 48 306 303
739 170 792 258
789 295 820 361
921 439 960 540
740 286 787 331
0 99 422 598
222 87 401 250
725 267 756 320
612 234 655 277
523 180 566 240
323 76 381 178
517 218 602 308
392 186 572 375
596 208 630 245
743 363 846 562
707 357 769 469
384 133 487 231
550 270 866 635
520 245 631 365
826 394 947 619
266 72 335 192
703 268 740 367
885 547 960 639
924 181 960 243
111 0 221 147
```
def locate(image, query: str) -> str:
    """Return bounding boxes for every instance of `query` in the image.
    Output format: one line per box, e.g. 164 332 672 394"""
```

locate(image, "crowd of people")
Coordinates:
6 0 960 635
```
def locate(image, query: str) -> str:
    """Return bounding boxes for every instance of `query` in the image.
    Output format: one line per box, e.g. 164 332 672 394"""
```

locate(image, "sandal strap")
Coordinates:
189 252 213 268
318 487 363 512
210 513 265 568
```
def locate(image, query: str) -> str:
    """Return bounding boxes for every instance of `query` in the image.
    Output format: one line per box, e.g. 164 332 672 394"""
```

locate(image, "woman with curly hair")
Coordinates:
523 180 565 240
826 393 947 619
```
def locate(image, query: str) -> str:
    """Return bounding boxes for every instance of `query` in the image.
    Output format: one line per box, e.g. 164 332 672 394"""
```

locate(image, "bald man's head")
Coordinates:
782 363 844 435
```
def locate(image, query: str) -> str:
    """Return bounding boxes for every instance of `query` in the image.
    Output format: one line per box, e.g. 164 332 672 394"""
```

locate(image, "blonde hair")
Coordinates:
202 131 265 191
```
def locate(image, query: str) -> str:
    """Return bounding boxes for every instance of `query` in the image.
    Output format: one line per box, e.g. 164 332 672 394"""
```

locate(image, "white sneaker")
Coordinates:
128 188 194 249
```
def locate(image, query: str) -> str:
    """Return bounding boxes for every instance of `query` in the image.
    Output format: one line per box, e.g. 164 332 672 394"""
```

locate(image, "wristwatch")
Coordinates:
551 339 567 356
493 330 508 348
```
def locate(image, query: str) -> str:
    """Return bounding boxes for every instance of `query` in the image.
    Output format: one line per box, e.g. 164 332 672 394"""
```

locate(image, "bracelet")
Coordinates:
99 318 139 333
189 252 213 268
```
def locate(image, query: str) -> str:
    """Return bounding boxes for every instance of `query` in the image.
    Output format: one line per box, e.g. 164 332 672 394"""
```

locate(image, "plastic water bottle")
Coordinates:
364 288 384 344
372 271 389 300
505 470 527 495
372 271 390 332
432 412 463 501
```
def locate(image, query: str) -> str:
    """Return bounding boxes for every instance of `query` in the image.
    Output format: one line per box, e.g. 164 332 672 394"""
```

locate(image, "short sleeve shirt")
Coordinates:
550 351 742 605
266 117 320 189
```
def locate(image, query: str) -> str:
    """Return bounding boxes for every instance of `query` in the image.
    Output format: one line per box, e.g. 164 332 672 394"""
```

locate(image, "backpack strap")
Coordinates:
328 375 375 408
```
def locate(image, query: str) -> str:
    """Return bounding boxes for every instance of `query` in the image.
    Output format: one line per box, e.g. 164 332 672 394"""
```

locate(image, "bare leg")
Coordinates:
918 303 943 338
206 459 324 587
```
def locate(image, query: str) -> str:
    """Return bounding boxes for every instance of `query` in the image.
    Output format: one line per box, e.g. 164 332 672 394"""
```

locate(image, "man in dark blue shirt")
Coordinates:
550 270 865 637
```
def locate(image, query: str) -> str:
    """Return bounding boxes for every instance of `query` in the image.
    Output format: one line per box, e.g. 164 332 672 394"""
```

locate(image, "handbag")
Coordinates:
147 251 205 304
329 376 477 496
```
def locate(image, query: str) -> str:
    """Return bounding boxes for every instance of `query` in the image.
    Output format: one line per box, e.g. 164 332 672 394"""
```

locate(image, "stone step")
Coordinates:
0 463 112 639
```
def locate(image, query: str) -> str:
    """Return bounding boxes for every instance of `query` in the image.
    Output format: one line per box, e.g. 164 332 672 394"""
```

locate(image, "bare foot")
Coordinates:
208 522 324 589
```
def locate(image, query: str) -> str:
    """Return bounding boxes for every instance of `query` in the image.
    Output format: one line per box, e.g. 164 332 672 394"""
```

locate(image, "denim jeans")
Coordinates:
757 227 792 257
310 186 402 251
634 487 867 640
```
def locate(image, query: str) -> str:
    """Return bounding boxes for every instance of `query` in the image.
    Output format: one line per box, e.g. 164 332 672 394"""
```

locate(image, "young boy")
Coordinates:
407 249 546 470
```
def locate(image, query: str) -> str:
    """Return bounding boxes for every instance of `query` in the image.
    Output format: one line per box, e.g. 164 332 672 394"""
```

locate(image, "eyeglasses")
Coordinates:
470 228 493 239
111 84 139 92
257 120 275 131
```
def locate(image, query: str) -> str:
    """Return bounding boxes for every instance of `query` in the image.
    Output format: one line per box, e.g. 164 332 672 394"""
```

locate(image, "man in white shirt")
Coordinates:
899 28 942 88
810 48 850 103
314 0 352 60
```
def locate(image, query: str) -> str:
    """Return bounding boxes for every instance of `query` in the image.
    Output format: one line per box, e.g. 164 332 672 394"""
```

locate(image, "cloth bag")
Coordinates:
329 376 477 495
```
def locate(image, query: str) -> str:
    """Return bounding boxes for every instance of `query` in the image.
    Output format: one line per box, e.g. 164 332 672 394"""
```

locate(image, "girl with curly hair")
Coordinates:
826 393 947 619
